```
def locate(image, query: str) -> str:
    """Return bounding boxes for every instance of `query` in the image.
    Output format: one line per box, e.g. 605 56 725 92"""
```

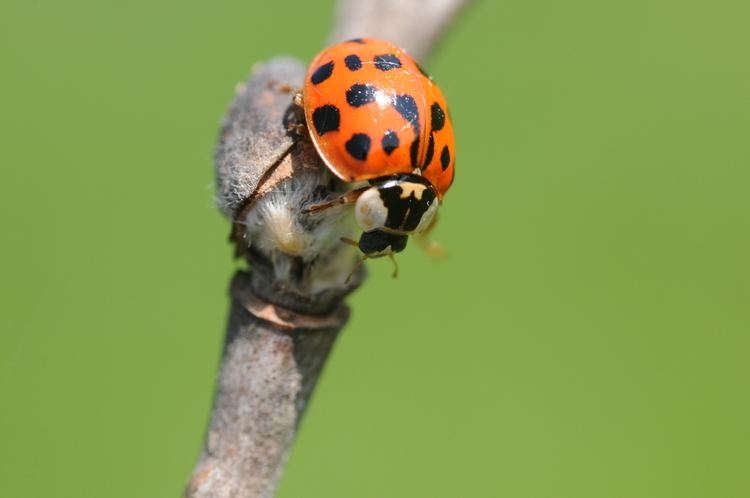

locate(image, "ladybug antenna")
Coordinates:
345 255 368 284
388 254 399 279
340 236 364 284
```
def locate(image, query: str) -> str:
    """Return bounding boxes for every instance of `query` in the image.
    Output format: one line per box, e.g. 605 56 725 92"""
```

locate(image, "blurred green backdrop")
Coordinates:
2 0 749 497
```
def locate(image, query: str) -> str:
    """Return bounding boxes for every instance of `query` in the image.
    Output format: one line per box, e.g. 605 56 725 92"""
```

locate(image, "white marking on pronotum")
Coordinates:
354 188 388 232
398 182 427 200
415 197 439 234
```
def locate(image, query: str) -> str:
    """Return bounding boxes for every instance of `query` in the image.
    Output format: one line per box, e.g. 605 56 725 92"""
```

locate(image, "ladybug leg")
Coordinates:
268 81 301 95
345 254 368 284
302 186 367 214
292 90 304 108
269 83 303 107
341 236 400 281
415 212 446 258
281 89 305 135
286 121 306 135
268 82 304 114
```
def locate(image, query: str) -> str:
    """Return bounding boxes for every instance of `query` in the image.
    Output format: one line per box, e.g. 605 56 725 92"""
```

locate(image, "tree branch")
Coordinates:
185 1 470 497
329 0 470 61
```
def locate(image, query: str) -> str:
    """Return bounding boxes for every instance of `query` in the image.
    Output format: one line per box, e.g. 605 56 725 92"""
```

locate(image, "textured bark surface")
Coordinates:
187 56 361 498
185 274 345 498
186 1 470 496
214 57 302 219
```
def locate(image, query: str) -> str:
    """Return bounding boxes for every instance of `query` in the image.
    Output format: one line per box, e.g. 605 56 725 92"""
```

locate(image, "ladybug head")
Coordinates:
353 173 439 257
357 230 408 257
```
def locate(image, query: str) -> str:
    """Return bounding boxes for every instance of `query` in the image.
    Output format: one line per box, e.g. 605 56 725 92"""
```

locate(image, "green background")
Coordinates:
2 0 749 496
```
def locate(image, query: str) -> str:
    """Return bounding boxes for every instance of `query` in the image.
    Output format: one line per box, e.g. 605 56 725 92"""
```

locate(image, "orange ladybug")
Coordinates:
300 38 455 268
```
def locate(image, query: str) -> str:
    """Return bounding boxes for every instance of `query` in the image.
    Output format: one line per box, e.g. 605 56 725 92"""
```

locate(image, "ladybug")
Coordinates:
298 38 455 272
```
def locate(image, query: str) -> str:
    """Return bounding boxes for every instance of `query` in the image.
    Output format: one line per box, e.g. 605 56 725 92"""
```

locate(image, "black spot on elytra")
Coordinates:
409 137 420 167
393 94 420 133
310 61 334 85
423 133 435 168
347 38 366 44
374 54 402 71
358 230 408 255
344 54 362 71
430 102 445 131
440 145 451 170
346 84 377 107
345 133 371 161
312 105 340 135
377 178 437 231
381 130 399 155
393 94 423 167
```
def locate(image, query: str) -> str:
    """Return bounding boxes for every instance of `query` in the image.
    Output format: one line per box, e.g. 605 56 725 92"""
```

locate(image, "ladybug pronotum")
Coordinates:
299 38 455 274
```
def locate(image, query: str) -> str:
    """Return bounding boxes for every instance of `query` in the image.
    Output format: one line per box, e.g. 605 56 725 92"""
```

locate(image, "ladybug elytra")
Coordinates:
299 38 455 273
